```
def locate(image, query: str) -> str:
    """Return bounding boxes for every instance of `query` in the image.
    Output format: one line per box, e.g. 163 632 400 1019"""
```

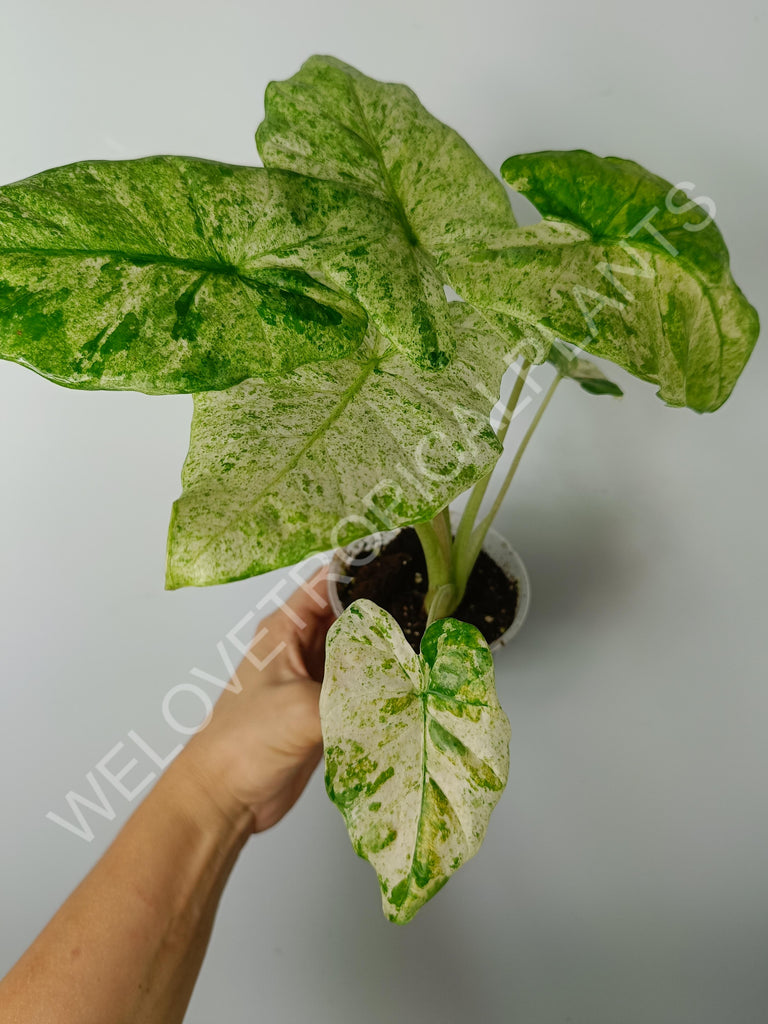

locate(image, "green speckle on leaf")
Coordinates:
320 600 511 924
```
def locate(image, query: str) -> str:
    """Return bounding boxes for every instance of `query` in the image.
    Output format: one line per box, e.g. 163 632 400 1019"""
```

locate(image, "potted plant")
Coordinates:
0 55 758 924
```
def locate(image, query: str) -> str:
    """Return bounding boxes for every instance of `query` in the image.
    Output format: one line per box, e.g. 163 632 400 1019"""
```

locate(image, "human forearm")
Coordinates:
0 751 251 1024
0 569 332 1024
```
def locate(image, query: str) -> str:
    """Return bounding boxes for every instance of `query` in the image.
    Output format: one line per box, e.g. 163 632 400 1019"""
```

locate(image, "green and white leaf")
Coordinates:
257 55 517 253
0 157 377 393
257 55 519 368
547 340 623 397
442 150 760 411
0 151 477 389
321 601 511 924
166 309 521 587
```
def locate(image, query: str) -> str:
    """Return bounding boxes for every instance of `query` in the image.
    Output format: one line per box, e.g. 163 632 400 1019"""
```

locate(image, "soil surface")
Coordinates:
336 527 518 651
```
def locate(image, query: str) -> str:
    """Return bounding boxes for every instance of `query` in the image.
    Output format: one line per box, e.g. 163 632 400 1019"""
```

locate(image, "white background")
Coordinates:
1 1 767 1022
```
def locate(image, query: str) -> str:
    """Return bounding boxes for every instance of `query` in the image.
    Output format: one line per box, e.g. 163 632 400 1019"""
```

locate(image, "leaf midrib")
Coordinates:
183 355 381 564
0 245 238 276
340 76 451 359
392 686 473 917
0 245 363 319
345 77 419 248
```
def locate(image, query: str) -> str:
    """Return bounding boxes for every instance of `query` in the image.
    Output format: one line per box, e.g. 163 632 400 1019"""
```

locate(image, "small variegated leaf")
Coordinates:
547 341 623 397
443 150 759 411
166 310 517 588
320 601 511 924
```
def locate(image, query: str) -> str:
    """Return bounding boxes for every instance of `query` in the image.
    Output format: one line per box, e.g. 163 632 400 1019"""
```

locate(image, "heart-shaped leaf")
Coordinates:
256 55 519 368
257 55 518 254
320 600 511 924
0 151 475 390
443 150 760 411
165 308 520 588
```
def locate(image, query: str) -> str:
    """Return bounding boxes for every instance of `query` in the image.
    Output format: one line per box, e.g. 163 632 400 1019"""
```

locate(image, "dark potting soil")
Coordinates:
336 527 518 651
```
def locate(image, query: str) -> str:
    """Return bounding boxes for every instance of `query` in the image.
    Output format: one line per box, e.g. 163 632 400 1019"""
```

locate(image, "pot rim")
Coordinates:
326 517 530 652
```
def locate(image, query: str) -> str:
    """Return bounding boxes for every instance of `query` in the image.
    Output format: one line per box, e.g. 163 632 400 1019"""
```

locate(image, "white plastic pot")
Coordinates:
327 518 530 652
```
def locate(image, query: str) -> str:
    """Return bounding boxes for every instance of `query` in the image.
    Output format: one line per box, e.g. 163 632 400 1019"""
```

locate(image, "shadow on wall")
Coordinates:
497 496 642 652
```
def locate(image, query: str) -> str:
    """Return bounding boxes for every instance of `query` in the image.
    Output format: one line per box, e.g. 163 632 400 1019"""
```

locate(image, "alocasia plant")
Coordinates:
0 55 759 923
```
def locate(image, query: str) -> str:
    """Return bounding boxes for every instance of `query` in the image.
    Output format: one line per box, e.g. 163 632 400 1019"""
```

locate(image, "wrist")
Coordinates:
163 743 254 842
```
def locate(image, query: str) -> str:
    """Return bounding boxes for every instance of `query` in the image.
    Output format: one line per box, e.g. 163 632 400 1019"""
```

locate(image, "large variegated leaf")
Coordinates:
321 601 510 924
442 150 760 412
256 55 518 367
257 55 517 251
0 153 469 390
166 310 520 587
0 157 379 392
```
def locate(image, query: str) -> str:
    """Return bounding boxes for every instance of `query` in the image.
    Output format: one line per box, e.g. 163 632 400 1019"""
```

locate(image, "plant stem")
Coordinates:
481 371 562 532
454 371 562 600
414 519 454 616
425 583 458 629
433 506 453 567
496 360 533 447
454 361 530 562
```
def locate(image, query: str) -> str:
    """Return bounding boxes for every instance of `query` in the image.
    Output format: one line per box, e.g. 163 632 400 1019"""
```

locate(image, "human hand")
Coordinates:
176 567 336 834
0 568 336 1024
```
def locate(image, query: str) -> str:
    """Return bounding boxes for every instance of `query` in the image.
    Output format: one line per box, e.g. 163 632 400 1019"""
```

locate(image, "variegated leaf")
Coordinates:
257 55 517 252
321 601 511 924
257 55 519 368
166 309 520 587
0 157 376 392
442 150 760 412
0 154 473 390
